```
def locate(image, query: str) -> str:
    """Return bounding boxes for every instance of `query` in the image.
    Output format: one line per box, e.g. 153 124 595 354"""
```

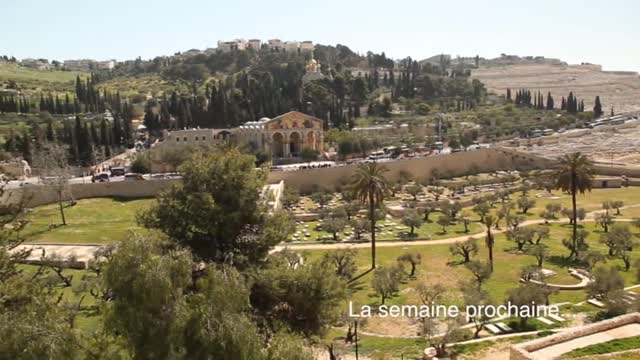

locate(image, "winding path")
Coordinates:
275 211 638 252
12 205 640 264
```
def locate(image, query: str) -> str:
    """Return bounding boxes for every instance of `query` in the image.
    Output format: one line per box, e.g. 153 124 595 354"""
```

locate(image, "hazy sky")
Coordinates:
2 0 638 71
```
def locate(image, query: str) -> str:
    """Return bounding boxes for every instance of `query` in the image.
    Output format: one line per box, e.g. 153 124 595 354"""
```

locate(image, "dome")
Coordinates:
258 117 271 122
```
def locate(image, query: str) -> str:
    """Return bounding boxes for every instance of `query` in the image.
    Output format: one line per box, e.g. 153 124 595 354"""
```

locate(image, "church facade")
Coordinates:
235 111 324 159
155 111 324 162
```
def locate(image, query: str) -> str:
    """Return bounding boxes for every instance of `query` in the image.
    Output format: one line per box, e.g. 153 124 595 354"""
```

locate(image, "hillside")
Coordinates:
471 63 640 113
0 62 87 94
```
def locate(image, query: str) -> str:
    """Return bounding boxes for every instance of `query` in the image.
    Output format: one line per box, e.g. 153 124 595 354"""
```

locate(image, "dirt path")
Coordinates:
21 206 639 261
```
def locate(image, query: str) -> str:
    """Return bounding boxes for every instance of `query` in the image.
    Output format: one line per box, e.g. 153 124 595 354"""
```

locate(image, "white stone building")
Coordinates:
96 60 115 70
217 39 247 53
284 41 299 52
300 41 314 52
247 39 262 49
267 39 283 51
63 59 94 71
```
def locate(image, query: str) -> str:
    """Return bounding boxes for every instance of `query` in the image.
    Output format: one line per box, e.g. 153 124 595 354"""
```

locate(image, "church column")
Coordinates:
304 131 316 150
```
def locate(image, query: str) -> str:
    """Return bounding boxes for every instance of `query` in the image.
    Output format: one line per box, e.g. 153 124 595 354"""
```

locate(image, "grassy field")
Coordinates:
307 219 640 309
23 197 154 243
0 62 87 93
325 321 544 359
100 73 190 99
326 328 427 359
18 264 102 331
464 187 640 225
560 335 640 358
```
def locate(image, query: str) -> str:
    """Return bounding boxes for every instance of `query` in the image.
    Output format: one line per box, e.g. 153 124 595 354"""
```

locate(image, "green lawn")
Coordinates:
324 324 544 359
18 264 102 332
23 197 155 244
325 328 426 359
477 187 640 223
307 220 640 308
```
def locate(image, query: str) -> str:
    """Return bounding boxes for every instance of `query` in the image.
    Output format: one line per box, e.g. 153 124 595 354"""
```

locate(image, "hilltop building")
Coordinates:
267 39 283 51
20 58 51 70
217 38 314 53
96 60 115 70
63 59 94 71
248 39 262 49
217 39 247 52
63 59 115 71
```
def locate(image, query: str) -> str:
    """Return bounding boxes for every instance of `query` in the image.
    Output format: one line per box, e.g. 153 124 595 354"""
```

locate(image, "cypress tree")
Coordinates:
112 115 122 146
21 130 32 164
593 96 603 118
45 117 55 142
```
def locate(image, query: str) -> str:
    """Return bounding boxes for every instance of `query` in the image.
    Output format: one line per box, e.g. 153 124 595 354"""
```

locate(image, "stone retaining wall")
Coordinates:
2 179 180 210
2 148 550 211
270 148 551 193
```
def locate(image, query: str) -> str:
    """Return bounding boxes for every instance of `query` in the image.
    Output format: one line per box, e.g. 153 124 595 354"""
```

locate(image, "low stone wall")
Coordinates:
522 268 593 290
271 148 552 193
595 165 640 178
592 177 623 188
5 179 180 209
510 313 640 360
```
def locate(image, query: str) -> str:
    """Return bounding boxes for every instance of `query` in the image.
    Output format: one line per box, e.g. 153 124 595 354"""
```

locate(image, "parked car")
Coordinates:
124 173 144 181
92 173 110 182
110 167 125 177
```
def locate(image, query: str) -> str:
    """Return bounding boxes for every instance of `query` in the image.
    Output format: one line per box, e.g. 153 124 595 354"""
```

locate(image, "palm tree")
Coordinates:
352 162 389 269
554 153 594 258
483 214 496 271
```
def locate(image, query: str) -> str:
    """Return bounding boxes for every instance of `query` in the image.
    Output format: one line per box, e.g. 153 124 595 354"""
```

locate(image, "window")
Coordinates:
176 137 179 142
183 137 187 142
195 136 199 141
202 136 206 141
